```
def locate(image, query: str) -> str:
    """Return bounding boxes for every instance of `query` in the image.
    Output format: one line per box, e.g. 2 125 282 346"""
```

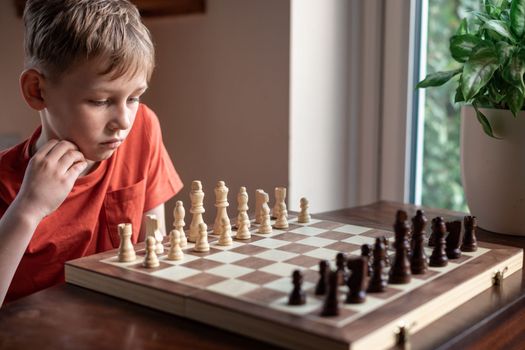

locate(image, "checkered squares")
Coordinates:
102 217 491 329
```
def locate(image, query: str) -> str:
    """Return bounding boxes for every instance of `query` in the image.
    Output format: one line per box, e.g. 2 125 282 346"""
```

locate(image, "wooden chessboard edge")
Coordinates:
65 264 186 316
351 250 524 350
185 297 349 350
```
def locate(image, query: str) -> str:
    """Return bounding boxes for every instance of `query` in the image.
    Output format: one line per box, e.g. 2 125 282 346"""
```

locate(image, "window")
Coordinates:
412 0 480 211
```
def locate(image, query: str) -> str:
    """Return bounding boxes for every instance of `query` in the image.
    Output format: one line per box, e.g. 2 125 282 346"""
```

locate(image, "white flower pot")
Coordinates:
461 106 525 236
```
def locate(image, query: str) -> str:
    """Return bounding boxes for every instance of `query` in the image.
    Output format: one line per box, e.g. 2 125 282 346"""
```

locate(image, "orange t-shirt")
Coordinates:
0 104 183 303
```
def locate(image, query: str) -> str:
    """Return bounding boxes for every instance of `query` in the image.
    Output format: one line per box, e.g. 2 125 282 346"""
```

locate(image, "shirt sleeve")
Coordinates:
141 105 183 211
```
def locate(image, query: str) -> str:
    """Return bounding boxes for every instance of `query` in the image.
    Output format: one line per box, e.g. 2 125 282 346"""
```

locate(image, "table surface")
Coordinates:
1 201 525 350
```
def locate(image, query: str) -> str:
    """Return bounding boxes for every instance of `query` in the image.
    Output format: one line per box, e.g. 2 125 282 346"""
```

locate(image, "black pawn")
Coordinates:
361 244 373 276
445 220 462 259
410 210 428 274
461 215 478 252
388 210 411 284
367 237 387 293
429 217 448 267
315 260 330 296
335 252 348 285
288 270 306 305
321 270 339 317
346 257 367 304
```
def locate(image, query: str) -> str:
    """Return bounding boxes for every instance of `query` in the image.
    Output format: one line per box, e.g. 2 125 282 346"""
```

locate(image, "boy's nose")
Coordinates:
109 105 132 131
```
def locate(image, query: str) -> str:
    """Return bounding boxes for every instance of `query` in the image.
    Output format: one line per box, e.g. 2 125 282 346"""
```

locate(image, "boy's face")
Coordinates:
39 58 148 162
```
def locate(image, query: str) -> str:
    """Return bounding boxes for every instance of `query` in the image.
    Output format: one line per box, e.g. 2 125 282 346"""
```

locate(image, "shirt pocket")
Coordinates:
104 178 146 247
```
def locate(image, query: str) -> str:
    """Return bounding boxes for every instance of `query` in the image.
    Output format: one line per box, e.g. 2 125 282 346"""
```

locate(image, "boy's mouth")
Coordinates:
100 138 123 149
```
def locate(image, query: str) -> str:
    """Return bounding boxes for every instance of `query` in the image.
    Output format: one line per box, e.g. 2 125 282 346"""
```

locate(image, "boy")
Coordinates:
0 0 183 305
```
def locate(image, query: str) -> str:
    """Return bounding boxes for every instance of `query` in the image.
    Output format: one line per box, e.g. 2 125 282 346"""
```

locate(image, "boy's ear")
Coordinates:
20 69 47 111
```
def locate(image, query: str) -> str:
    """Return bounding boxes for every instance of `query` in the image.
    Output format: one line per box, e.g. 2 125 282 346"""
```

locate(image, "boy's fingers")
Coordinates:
57 150 86 173
45 140 80 163
66 160 88 179
32 139 60 159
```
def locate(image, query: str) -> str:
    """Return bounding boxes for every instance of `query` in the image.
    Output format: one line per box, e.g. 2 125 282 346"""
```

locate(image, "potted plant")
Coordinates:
417 0 525 236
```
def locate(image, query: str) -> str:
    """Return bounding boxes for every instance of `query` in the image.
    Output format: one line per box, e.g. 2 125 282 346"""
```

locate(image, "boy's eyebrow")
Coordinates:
88 85 148 93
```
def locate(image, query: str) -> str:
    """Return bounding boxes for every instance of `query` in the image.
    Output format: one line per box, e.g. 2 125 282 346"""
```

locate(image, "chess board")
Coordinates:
65 216 523 350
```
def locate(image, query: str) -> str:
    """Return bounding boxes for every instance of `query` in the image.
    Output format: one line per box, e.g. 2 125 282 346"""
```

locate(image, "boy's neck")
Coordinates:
33 133 98 177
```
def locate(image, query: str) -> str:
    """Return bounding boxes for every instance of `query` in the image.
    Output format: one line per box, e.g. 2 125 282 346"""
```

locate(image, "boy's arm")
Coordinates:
138 203 167 242
0 140 87 305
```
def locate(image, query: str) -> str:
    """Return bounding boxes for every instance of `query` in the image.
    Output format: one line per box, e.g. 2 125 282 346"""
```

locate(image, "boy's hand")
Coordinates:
15 140 87 222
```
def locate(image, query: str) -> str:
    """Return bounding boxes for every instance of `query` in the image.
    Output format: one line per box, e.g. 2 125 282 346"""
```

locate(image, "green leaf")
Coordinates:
488 82 505 103
455 85 465 103
496 41 514 63
457 18 469 35
462 44 500 100
511 0 525 38
473 103 499 138
502 53 525 90
506 86 525 116
483 20 516 42
470 11 492 23
416 68 462 88
450 35 482 62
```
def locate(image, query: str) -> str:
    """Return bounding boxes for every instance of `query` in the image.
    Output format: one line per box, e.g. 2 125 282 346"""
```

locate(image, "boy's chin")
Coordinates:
85 149 117 162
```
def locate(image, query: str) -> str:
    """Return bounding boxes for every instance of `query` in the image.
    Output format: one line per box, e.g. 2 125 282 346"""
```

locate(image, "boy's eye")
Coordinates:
128 97 140 103
89 100 109 106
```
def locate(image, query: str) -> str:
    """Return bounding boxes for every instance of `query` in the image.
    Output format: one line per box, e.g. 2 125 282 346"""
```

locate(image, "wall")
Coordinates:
0 1 38 147
289 0 351 213
143 0 290 222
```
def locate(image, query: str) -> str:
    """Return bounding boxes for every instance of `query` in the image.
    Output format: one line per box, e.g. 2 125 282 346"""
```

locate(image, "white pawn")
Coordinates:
173 201 187 248
258 204 273 234
274 202 289 229
167 229 184 261
298 197 311 223
146 214 164 254
218 217 233 246
143 236 160 268
237 187 250 229
117 223 136 262
194 223 210 252
235 211 251 240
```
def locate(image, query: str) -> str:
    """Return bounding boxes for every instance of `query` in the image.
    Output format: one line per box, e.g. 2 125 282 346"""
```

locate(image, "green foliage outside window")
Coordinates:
421 0 479 211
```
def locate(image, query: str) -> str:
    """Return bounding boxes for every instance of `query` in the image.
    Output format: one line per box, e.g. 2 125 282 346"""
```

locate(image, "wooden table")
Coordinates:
1 201 525 350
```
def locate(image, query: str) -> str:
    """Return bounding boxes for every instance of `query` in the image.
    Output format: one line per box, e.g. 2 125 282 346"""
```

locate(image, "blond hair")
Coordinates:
23 0 154 82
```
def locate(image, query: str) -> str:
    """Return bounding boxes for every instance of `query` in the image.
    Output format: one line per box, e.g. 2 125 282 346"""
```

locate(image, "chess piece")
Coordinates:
335 252 348 285
255 189 265 224
218 217 233 246
410 210 428 274
461 215 478 252
173 201 187 248
272 186 287 219
388 210 411 284
146 214 164 255
189 180 206 242
315 260 330 295
321 270 339 317
445 220 462 259
167 229 184 261
193 223 210 252
361 244 373 276
367 237 387 293
298 197 311 223
236 187 250 230
288 270 306 305
346 257 367 304
274 202 289 229
429 217 448 267
213 181 231 236
258 202 273 234
143 236 160 268
382 236 391 267
117 223 136 262
235 211 251 240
